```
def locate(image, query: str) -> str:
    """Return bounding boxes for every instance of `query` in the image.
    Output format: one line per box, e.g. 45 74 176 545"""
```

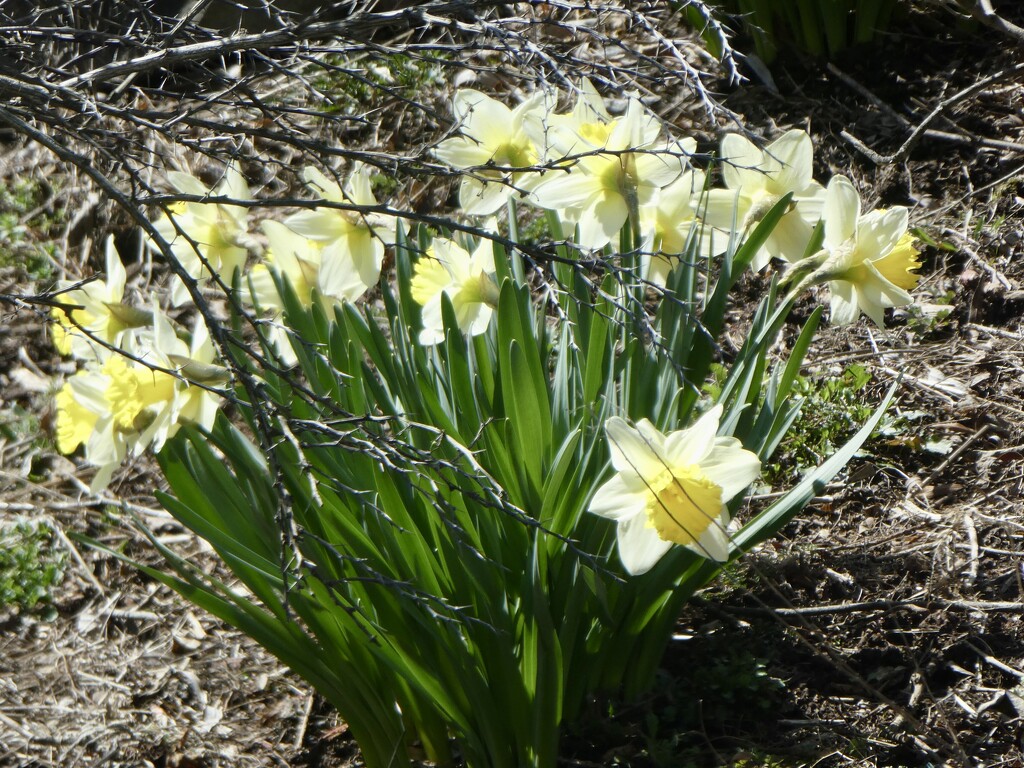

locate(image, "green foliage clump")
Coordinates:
0 521 66 613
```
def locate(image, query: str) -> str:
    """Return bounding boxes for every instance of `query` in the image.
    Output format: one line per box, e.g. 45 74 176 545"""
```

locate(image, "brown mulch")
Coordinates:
2 5 1024 767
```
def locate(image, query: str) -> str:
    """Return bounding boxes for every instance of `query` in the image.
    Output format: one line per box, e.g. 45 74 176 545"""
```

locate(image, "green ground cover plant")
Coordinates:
0 520 65 614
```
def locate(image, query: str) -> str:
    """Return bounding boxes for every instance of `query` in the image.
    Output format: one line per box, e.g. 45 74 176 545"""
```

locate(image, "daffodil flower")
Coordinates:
807 175 921 326
54 347 178 492
434 89 546 216
410 233 499 346
51 236 149 359
284 164 394 302
55 369 106 457
588 405 761 575
247 220 323 309
164 318 226 434
703 129 825 271
246 219 323 365
151 162 251 306
523 78 612 160
248 219 366 363
55 306 225 491
637 170 712 287
530 95 692 251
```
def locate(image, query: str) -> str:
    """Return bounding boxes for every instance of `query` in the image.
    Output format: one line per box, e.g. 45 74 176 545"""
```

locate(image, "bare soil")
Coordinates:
2 5 1024 767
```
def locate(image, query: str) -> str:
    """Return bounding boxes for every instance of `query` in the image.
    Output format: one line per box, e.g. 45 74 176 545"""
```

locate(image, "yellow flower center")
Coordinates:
872 232 921 290
203 208 241 251
493 140 537 169
646 465 723 546
410 255 451 307
579 120 614 146
103 356 176 433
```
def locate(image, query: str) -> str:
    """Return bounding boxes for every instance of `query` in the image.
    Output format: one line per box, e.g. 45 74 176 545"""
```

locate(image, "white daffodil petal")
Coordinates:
319 243 373 303
858 208 908 262
767 212 816 264
452 89 511 139
531 172 601 211
456 299 491 337
605 417 665 479
829 280 861 325
458 177 510 217
665 404 722 466
418 296 447 346
103 236 127 298
167 171 209 197
700 439 762 500
702 188 745 231
824 175 861 248
588 475 650 522
864 263 914 308
220 164 251 201
285 209 351 242
345 164 376 207
794 183 827 224
302 166 345 202
857 285 888 327
435 139 496 169
633 152 684 193
764 130 814 192
343 230 384 289
576 195 628 251
617 514 674 575
690 518 731 562
719 133 764 191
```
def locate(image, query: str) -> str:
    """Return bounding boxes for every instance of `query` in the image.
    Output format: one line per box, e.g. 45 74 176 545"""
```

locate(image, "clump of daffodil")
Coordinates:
703 129 825 271
434 88 547 216
51 236 150 359
283 164 395 301
588 405 761 575
530 92 693 251
150 162 252 306
789 175 921 326
410 232 499 346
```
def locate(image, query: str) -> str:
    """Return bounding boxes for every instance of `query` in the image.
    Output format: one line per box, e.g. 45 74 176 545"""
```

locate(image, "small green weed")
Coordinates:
0 404 41 443
0 177 63 280
0 520 66 614
905 292 955 336
769 364 953 483
768 364 875 483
